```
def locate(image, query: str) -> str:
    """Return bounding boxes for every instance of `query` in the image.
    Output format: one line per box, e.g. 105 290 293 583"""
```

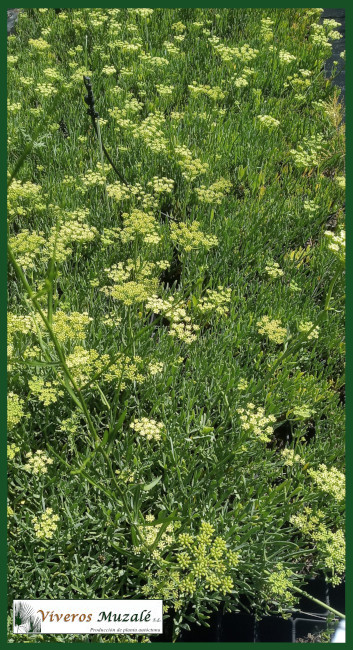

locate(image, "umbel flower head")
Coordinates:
266 563 298 609
130 417 165 442
298 320 320 340
146 294 200 343
324 229 345 262
196 286 232 316
7 392 26 430
290 508 345 585
120 209 161 245
32 509 59 540
237 403 276 443
7 443 20 461
171 221 218 252
24 450 54 475
257 114 280 128
265 261 283 278
257 315 287 344
307 464 345 501
140 521 239 604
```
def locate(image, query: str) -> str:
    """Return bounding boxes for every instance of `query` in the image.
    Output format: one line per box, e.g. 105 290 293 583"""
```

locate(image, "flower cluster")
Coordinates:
120 210 161 245
278 49 297 64
24 450 54 475
281 448 305 467
8 313 35 341
10 211 99 271
290 508 345 585
148 361 164 376
265 261 283 278
134 515 178 559
7 443 20 461
32 509 60 540
102 65 116 75
188 82 225 101
209 36 258 63
292 405 315 419
195 178 232 204
35 83 57 98
307 464 345 502
146 295 200 344
106 180 157 210
257 316 287 344
285 70 312 93
232 75 249 88
141 52 170 66
101 259 168 306
129 8 153 17
290 134 326 169
52 311 92 343
7 392 26 430
130 417 165 442
147 176 174 194
141 525 238 613
58 412 81 437
324 229 345 262
169 310 200 344
163 41 180 56
103 352 145 388
9 229 47 270
174 145 209 181
52 220 98 264
171 221 218 252
335 176 345 190
115 468 136 483
79 166 106 189
156 84 174 96
65 346 109 386
237 378 248 391
176 522 238 595
266 563 297 608
28 37 50 51
310 22 342 50
7 101 21 114
237 403 276 443
260 17 274 42
171 20 186 33
28 377 64 406
257 115 280 128
196 286 232 317
132 112 168 153
298 321 320 340
7 179 41 219
303 199 319 214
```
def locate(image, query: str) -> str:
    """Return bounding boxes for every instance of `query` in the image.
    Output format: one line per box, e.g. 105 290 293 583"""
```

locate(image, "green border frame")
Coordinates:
3 3 349 648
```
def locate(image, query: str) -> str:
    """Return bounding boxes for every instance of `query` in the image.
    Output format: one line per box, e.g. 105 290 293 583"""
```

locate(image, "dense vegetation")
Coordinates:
7 8 345 643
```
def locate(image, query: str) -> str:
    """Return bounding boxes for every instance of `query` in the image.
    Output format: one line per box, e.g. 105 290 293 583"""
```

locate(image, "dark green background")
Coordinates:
3 3 349 648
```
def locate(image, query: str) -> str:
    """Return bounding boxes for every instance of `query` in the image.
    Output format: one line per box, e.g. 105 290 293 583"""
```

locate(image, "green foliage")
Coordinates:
7 8 345 641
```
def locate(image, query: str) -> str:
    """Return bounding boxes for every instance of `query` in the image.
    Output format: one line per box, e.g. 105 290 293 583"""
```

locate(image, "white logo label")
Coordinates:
13 600 163 634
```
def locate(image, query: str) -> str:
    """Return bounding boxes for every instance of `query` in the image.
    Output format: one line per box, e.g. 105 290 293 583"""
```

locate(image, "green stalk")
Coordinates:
9 243 143 539
47 212 61 327
96 117 105 174
291 585 345 620
8 242 99 444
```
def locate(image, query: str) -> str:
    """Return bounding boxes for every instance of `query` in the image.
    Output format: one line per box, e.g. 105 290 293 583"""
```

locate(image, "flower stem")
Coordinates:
291 585 345 619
